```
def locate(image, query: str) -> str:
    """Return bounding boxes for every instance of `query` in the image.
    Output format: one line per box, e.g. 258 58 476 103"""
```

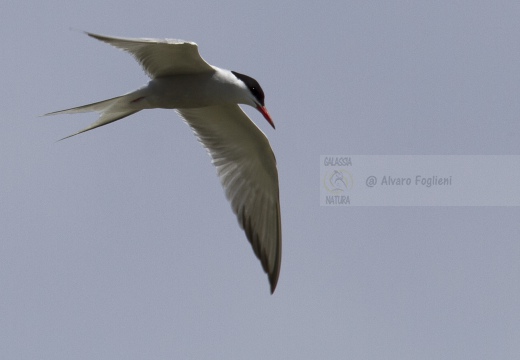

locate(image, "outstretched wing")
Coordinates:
86 32 214 78
176 105 282 293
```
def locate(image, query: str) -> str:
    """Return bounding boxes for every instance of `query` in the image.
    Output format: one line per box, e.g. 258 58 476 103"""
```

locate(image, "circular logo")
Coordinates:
323 169 353 194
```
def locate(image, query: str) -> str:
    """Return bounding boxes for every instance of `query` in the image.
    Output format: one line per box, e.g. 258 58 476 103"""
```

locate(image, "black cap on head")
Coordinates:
231 71 265 106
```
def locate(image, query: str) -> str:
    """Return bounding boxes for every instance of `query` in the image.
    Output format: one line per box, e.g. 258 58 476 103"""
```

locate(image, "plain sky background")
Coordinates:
2 1 520 359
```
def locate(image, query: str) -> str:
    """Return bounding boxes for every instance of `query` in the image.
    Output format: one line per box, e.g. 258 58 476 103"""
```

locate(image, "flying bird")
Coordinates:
45 32 281 293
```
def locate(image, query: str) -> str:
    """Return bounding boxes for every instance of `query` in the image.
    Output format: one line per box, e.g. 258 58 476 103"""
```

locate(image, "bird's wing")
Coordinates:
176 105 281 293
86 32 214 78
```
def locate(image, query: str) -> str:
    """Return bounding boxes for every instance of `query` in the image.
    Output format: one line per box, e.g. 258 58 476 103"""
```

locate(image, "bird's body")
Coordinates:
46 32 281 293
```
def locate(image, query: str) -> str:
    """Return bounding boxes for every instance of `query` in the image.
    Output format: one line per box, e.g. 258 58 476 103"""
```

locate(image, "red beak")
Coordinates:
256 105 275 129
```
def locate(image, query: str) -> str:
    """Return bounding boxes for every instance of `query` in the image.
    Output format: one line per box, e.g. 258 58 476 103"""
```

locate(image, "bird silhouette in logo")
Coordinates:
328 170 349 193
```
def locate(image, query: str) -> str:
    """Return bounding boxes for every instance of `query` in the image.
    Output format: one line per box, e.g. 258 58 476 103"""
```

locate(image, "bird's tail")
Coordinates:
44 90 147 140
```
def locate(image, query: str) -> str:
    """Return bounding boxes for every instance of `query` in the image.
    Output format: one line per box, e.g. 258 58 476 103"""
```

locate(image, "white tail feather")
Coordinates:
44 91 145 140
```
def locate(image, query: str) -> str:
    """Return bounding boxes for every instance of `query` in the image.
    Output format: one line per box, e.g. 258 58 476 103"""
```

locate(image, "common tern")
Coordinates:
46 32 281 293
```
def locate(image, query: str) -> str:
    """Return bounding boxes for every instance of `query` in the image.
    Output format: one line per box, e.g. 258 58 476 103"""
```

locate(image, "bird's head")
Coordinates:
232 71 275 129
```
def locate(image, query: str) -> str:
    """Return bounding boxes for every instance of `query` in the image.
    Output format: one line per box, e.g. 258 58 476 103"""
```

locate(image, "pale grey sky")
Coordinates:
1 1 520 359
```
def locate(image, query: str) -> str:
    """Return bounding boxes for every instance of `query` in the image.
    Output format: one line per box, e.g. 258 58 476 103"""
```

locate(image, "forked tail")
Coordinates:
44 91 146 140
